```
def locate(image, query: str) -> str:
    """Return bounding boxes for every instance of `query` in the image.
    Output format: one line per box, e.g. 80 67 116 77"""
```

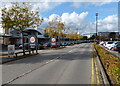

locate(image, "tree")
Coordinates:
89 35 95 40
81 36 88 40
66 33 82 40
108 32 116 41
44 16 65 42
2 2 43 55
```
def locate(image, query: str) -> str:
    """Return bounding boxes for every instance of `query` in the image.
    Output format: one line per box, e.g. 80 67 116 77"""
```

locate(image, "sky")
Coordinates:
0 0 119 34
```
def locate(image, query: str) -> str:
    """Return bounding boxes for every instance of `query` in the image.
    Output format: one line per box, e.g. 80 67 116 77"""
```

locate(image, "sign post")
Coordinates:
29 36 36 54
51 38 56 46
8 45 15 58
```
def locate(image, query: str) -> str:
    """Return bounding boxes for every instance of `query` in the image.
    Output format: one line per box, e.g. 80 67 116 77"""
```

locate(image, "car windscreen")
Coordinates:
107 42 114 44
116 44 120 47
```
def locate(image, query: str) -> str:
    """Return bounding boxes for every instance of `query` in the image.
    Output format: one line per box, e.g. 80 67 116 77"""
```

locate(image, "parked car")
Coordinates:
107 41 120 50
56 42 60 47
61 42 68 46
113 43 120 51
51 42 60 48
104 41 114 48
38 43 44 50
19 43 29 49
99 41 105 45
43 42 51 48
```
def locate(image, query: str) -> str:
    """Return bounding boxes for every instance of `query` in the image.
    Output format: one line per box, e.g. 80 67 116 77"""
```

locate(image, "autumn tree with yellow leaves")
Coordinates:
44 16 65 38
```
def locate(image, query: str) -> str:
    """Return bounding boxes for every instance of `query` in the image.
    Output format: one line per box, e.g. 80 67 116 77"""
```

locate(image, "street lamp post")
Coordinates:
96 13 98 37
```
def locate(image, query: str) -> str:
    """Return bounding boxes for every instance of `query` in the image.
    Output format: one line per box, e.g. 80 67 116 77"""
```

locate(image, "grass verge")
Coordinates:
93 43 120 84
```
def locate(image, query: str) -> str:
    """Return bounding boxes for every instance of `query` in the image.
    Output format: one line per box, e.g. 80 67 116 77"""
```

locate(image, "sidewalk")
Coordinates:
0 49 38 64
0 46 66 64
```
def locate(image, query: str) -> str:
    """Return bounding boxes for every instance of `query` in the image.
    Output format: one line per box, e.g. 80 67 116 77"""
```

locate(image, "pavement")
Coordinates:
0 47 65 64
2 43 95 85
0 49 33 64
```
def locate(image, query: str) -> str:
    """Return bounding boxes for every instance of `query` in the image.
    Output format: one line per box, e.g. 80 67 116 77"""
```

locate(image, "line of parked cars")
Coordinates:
19 43 44 50
99 41 120 51
18 40 84 50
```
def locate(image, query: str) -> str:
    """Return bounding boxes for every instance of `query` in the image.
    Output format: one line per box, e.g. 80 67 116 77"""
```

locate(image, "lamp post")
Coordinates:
96 13 98 37
96 13 98 42
96 13 98 36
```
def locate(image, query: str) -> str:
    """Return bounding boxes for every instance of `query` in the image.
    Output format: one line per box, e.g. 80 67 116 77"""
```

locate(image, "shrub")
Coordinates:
94 44 120 84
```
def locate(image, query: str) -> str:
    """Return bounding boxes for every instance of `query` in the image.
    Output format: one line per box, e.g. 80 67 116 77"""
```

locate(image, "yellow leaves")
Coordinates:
1 2 43 32
66 33 82 40
46 19 65 38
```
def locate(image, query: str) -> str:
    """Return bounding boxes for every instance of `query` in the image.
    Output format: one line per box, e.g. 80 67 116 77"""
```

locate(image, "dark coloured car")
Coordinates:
61 42 68 46
19 43 29 49
44 42 51 48
51 42 60 48
113 44 120 51
56 42 60 47
38 43 44 50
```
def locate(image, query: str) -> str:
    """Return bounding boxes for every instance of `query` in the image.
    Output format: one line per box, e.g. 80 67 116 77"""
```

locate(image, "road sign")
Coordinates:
30 37 36 43
51 38 56 42
29 36 36 49
52 43 56 45
8 45 15 58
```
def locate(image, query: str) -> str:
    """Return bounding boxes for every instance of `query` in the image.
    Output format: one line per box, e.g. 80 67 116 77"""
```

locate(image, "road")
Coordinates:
2 43 93 85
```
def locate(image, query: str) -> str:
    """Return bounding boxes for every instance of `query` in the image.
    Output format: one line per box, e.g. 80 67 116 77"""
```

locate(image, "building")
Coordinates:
82 33 96 38
0 26 50 49
98 32 119 37
0 22 11 45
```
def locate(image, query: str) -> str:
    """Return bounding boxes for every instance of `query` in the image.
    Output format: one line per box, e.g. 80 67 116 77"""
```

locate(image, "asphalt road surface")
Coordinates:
2 43 93 84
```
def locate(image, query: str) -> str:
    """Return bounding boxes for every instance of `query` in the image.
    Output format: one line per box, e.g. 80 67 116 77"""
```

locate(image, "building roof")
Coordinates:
0 34 11 37
24 28 42 35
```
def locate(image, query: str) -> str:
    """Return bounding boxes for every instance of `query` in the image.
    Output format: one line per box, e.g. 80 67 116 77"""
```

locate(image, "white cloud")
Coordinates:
39 14 118 35
0 1 118 34
87 15 118 34
32 2 62 14
1 0 119 2
97 15 118 32
61 12 88 28
39 12 89 34
49 14 61 21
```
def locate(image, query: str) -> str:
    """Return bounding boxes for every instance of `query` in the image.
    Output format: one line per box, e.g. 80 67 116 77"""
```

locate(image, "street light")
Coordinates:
96 13 98 37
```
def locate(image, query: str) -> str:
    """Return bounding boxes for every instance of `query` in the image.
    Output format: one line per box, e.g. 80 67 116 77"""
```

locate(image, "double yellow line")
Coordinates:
91 54 95 85
91 45 100 86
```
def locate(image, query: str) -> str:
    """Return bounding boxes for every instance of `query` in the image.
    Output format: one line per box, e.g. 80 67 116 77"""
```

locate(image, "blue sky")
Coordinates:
37 2 118 33
0 1 118 34
41 2 118 22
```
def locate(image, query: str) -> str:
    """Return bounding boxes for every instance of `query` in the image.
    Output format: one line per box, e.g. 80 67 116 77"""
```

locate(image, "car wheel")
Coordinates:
111 47 114 50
